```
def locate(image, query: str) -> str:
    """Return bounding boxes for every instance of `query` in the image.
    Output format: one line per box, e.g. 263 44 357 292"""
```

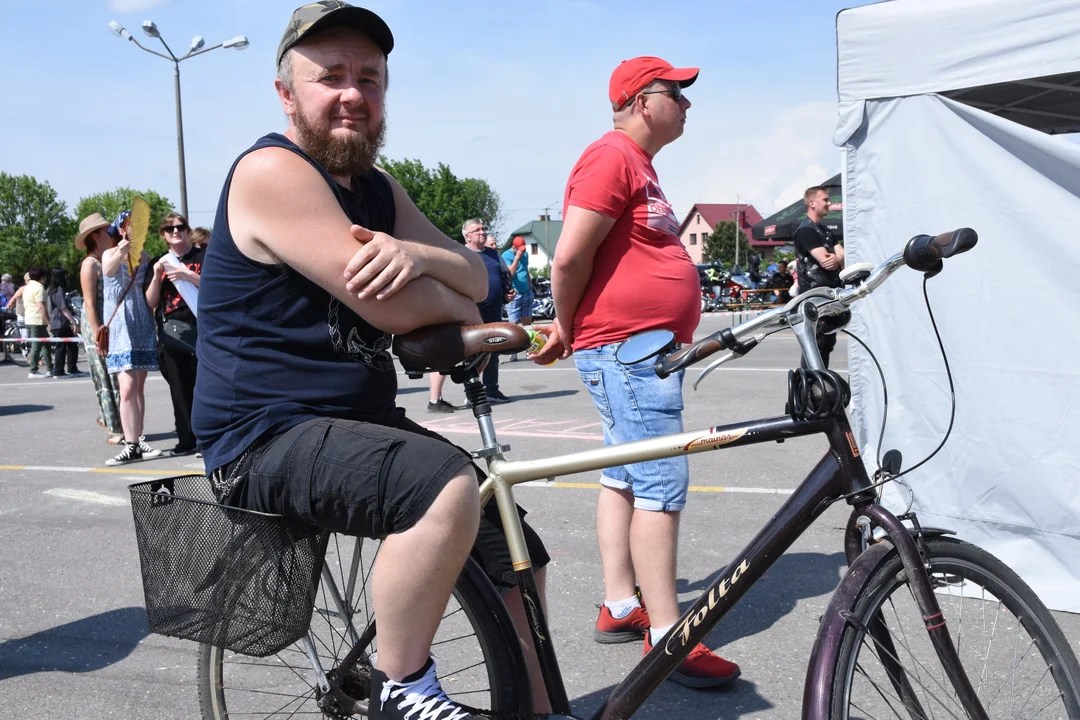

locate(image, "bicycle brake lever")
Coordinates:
692 334 764 390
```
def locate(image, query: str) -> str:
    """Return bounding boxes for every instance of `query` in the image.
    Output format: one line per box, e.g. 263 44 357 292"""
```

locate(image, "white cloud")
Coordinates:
108 0 172 12
659 101 841 220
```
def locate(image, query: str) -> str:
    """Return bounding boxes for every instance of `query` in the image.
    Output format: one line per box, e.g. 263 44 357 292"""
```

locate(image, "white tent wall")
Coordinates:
836 87 1080 610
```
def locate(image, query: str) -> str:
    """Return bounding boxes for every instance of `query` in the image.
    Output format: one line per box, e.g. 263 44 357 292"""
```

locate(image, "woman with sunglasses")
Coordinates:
146 212 203 457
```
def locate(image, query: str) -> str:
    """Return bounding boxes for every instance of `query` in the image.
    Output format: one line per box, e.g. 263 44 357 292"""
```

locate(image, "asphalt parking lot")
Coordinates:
1 314 1076 719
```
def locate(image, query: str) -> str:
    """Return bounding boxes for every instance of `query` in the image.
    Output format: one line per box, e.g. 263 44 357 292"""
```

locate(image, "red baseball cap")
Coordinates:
609 56 699 110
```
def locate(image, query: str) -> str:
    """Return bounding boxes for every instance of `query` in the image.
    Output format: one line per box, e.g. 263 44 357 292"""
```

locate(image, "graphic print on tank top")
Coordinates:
327 297 394 372
644 174 679 235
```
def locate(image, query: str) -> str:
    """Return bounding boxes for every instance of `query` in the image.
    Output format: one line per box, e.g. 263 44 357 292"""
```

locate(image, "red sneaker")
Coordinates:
644 633 741 688
594 604 650 644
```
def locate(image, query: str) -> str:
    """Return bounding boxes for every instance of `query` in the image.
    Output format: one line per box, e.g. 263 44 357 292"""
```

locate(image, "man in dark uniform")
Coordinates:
793 185 845 367
192 4 550 718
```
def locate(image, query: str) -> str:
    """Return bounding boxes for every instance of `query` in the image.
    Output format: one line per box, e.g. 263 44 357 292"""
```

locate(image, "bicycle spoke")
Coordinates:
1013 663 1053 719
850 698 884 720
857 629 965 718
853 662 911 718
985 634 1038 712
1023 689 1068 720
438 659 487 680
889 592 936 720
431 632 478 648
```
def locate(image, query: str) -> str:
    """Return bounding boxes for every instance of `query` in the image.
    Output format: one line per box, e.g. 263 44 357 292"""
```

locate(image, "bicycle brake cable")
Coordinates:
891 277 957 479
840 276 957 484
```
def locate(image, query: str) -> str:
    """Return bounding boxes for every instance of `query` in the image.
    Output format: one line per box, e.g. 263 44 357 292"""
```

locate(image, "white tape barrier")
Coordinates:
5 336 86 343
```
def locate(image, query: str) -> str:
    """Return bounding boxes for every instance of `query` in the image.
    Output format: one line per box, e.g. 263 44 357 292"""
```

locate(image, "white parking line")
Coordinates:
44 488 127 506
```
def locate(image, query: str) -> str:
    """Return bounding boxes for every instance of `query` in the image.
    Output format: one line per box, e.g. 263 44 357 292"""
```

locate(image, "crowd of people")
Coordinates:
3 212 210 466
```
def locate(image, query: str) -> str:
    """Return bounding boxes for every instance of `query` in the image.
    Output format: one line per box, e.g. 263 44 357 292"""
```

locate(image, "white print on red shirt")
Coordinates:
643 174 679 235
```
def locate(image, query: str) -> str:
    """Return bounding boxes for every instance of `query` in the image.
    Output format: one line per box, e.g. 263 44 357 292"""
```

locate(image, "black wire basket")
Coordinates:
129 475 330 657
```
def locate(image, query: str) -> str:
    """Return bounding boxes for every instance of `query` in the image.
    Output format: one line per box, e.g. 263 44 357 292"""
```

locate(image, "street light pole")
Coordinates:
108 21 248 219
173 63 188 219
733 194 741 268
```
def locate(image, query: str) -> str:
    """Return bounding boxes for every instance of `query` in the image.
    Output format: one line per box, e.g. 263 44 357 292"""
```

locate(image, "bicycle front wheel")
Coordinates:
197 534 527 719
827 536 1080 719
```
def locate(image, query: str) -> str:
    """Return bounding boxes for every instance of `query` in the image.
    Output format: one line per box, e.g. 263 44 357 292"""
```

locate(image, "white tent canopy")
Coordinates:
835 0 1080 612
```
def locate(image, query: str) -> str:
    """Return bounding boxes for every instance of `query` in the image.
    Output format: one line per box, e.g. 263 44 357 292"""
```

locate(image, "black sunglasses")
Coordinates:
639 83 683 102
163 224 189 234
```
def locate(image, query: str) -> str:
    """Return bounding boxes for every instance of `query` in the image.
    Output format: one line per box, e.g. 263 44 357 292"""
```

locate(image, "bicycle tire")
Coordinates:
197 536 527 719
3 325 24 362
826 536 1080 719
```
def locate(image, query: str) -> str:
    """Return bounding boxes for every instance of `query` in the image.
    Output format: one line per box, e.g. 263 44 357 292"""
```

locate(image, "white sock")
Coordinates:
650 624 673 644
604 595 642 619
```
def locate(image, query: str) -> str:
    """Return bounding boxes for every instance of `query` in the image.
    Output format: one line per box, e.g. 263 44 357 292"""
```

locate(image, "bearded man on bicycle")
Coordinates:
533 56 740 687
192 4 550 718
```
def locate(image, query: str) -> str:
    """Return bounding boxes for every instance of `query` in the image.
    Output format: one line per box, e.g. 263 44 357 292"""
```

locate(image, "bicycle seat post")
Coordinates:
453 365 508 456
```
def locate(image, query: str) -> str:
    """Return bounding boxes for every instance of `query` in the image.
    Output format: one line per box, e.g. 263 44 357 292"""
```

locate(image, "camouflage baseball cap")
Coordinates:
276 1 394 67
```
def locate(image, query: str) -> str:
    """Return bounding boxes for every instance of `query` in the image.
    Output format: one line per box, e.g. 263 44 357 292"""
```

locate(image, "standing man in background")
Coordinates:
463 219 511 402
532 56 740 688
793 186 844 367
501 235 532 362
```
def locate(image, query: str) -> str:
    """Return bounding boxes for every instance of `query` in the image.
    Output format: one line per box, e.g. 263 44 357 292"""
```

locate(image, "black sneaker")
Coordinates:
106 442 143 466
168 445 197 457
370 658 477 720
427 399 457 414
486 389 511 404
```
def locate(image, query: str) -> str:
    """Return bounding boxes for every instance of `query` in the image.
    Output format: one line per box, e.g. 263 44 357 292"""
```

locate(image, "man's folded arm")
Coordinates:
380 170 488 302
228 148 480 336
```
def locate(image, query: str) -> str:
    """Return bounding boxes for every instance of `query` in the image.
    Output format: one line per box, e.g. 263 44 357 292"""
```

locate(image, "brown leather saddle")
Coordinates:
392 322 532 373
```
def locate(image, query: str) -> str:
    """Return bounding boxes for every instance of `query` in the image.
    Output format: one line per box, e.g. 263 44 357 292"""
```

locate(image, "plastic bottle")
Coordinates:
528 329 557 365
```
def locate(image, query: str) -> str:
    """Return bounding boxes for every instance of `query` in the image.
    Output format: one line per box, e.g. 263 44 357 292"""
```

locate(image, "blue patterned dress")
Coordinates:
103 258 158 373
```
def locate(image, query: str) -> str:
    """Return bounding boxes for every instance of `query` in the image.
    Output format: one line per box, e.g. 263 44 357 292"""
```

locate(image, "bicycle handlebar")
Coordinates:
655 229 977 378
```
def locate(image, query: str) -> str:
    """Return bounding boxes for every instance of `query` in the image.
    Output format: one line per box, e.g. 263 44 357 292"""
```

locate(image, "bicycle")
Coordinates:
194 228 1080 719
2 312 28 364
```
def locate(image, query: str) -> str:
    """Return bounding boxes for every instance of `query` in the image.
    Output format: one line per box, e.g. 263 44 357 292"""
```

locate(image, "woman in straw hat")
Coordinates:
75 213 123 444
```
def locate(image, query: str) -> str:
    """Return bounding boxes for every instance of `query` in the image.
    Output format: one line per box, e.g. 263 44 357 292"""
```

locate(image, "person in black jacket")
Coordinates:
793 186 845 367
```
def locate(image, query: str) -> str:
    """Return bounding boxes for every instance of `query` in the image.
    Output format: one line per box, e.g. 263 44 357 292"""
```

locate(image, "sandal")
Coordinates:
107 434 124 445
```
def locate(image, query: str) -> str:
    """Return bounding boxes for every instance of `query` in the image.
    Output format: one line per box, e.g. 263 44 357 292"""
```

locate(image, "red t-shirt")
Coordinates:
563 131 700 351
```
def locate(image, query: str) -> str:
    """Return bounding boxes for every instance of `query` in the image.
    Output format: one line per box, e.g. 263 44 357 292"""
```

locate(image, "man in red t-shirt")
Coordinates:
532 56 740 687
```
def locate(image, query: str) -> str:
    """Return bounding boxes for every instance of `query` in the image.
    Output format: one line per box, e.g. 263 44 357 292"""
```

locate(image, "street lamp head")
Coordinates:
189 36 206 53
108 20 131 40
142 20 160 38
223 35 250 50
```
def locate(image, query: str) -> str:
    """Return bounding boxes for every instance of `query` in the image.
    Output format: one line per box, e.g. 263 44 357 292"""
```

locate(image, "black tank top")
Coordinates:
193 133 399 471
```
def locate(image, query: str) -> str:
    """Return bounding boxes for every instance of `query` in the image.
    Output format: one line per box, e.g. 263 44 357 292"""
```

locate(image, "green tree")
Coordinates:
74 187 176 260
0 173 78 281
702 220 752 267
378 156 504 240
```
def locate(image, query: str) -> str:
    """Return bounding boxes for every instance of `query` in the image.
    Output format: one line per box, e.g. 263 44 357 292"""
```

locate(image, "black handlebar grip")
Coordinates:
656 337 724 379
903 228 978 274
932 227 978 258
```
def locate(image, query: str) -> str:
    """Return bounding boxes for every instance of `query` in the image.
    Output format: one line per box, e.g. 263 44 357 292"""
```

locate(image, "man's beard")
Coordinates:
293 101 386 177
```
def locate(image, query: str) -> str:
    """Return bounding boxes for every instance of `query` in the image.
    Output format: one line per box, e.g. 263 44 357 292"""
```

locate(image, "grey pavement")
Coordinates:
0 314 1076 719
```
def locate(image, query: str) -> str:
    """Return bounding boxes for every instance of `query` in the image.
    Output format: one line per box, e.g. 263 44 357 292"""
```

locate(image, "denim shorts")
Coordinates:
575 344 688 511
506 289 534 323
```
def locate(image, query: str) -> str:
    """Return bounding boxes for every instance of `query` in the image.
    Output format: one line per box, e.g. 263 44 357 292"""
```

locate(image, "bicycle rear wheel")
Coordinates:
197 534 527 719
828 536 1080 719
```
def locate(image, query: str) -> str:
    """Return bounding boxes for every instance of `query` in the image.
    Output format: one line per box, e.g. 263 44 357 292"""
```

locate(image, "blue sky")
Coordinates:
2 0 864 235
